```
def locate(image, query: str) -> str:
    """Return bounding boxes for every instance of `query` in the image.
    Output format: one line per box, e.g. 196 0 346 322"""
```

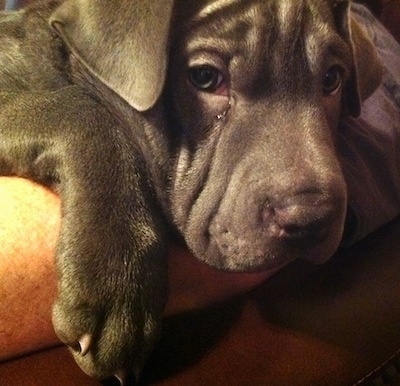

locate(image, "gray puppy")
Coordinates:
0 0 397 383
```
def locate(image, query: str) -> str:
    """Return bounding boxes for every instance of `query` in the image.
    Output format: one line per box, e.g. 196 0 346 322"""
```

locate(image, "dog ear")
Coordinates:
49 0 174 111
333 1 383 117
346 17 384 116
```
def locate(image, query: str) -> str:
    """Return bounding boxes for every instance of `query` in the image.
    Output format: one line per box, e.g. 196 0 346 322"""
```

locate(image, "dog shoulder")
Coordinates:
0 0 69 91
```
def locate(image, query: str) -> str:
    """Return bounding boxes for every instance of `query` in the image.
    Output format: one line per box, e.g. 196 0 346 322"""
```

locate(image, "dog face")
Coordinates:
51 0 381 273
167 0 354 271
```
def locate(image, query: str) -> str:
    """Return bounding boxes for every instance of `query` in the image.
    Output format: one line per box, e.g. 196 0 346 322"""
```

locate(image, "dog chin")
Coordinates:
188 227 344 273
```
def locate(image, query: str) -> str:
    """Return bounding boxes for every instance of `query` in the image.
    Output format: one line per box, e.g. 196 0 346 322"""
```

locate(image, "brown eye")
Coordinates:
323 65 343 95
188 65 224 92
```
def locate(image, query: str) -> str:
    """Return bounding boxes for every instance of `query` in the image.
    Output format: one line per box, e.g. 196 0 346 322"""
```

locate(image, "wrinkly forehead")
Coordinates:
172 0 351 73
175 0 336 33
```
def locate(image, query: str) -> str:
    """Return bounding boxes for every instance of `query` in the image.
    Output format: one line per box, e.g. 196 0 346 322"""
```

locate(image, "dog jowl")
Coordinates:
0 0 384 383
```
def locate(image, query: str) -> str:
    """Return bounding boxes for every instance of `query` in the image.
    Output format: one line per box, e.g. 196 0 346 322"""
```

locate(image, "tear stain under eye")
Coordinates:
216 98 232 121
194 97 231 140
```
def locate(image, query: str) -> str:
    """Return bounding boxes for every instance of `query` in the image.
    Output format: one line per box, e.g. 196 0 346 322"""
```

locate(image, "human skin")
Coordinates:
0 177 277 361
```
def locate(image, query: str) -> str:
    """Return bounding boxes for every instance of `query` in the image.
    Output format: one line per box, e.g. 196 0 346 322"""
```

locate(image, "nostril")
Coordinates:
279 218 330 242
282 223 306 237
262 200 334 244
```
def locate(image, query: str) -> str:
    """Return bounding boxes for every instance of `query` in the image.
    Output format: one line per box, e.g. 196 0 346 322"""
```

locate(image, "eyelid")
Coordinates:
323 49 351 79
323 65 345 96
188 65 223 91
187 52 229 78
322 65 343 96
187 53 231 95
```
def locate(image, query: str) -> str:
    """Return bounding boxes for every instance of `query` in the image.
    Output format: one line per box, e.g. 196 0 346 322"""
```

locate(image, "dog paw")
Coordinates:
52 258 167 382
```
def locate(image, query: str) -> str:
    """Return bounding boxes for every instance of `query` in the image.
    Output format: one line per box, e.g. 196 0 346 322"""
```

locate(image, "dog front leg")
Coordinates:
0 86 168 382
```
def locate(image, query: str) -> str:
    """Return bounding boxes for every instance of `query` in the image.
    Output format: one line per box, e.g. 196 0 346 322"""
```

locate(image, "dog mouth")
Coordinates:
186 195 346 273
203 232 297 272
200 224 341 272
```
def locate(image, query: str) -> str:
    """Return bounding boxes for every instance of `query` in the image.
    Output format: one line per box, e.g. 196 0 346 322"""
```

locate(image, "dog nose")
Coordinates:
262 195 334 246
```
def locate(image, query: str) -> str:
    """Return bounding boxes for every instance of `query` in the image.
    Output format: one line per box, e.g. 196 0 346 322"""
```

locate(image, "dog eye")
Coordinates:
188 65 224 92
323 66 343 95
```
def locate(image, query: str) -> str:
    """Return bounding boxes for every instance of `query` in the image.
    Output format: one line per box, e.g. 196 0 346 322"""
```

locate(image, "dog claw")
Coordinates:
78 333 92 356
114 369 128 386
114 366 142 385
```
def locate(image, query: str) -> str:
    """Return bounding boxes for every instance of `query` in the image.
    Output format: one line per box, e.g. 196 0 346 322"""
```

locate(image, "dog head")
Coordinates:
50 0 382 272
166 0 383 271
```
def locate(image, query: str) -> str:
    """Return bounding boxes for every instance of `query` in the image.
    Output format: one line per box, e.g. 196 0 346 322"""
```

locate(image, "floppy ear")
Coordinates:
333 1 383 117
49 0 174 111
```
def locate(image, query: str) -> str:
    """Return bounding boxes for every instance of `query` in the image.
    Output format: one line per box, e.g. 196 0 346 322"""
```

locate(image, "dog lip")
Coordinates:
202 202 340 271
274 217 332 246
203 225 297 272
205 237 295 272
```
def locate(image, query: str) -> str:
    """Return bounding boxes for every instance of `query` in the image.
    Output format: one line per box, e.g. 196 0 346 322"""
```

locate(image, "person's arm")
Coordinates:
0 177 60 360
0 177 275 361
